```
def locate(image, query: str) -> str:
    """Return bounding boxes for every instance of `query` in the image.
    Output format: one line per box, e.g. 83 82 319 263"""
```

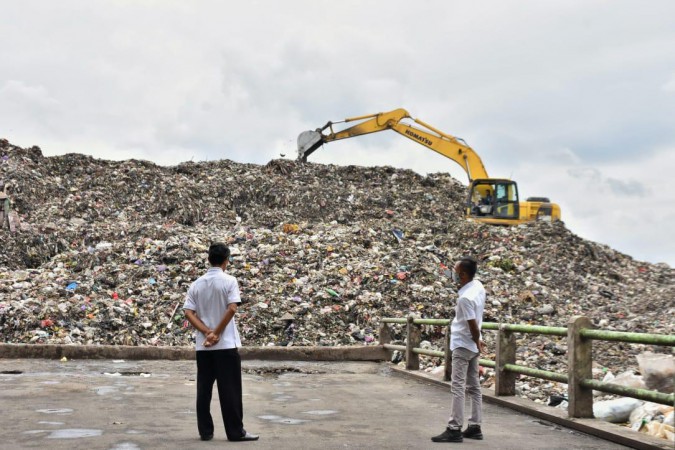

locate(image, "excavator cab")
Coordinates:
467 179 521 224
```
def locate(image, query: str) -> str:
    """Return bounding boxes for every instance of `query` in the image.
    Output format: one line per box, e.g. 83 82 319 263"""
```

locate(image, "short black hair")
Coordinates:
458 256 478 279
208 243 231 266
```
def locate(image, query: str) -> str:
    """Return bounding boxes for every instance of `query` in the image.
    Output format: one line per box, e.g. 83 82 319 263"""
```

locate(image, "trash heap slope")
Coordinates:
1 140 673 374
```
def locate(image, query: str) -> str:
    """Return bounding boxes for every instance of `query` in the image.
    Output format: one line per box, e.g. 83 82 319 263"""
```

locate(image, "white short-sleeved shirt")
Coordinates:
182 267 242 351
450 279 486 353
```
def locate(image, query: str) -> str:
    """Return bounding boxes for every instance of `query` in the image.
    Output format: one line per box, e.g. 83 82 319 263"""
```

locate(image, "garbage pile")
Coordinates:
586 352 674 441
1 140 673 403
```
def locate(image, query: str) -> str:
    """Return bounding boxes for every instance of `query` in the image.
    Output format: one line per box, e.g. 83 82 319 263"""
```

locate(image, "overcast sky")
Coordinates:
1 1 674 266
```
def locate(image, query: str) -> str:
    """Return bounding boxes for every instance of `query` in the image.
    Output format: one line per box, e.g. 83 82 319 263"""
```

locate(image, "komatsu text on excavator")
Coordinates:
297 108 561 225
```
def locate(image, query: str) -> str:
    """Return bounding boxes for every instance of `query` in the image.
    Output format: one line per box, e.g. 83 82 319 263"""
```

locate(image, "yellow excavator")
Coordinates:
297 108 561 225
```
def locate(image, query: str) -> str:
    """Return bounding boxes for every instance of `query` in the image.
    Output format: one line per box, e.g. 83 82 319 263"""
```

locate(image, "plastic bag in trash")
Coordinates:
644 420 674 440
593 397 642 423
664 410 674 427
636 352 675 394
629 402 673 431
609 370 646 390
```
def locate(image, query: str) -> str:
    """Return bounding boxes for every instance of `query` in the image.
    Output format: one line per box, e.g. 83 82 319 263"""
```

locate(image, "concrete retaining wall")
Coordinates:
0 344 389 361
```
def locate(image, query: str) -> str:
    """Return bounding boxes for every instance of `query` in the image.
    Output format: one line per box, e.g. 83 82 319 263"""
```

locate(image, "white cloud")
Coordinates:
663 73 675 93
515 147 675 265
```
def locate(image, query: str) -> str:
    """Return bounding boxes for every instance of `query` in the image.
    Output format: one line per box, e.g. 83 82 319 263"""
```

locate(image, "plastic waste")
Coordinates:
547 395 568 407
644 421 674 440
636 352 675 394
629 402 672 431
664 410 674 427
593 398 642 423
607 370 646 390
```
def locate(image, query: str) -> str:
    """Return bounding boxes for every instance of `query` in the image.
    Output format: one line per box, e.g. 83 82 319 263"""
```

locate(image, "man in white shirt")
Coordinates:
183 243 258 442
432 256 486 443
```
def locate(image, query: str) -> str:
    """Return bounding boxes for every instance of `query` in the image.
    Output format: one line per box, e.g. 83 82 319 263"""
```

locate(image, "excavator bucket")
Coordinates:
297 130 324 162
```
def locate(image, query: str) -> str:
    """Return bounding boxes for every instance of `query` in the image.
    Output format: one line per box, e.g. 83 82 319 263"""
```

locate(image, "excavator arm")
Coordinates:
297 109 411 161
297 108 489 182
297 108 561 224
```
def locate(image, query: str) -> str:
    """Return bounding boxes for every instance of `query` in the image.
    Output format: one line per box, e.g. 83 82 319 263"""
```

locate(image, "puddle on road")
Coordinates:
36 408 73 415
257 414 309 425
103 372 152 377
47 428 103 439
110 442 140 449
273 395 294 402
276 418 309 425
302 410 338 415
38 421 64 425
41 380 61 385
0 370 22 374
95 386 119 396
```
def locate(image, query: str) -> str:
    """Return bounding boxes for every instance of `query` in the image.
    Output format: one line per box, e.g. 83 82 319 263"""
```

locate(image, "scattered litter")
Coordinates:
594 398 643 423
636 352 675 394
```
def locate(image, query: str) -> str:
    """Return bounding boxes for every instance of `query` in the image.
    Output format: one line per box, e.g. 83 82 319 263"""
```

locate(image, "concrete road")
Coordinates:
0 359 628 450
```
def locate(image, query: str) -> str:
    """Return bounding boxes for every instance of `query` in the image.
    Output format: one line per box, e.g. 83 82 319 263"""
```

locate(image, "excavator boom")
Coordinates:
298 108 488 181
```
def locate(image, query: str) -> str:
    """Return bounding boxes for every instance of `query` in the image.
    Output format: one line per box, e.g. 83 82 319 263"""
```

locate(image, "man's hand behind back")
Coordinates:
204 330 220 347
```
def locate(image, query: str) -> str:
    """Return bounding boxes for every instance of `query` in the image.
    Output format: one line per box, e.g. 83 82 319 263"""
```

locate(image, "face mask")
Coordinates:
452 270 461 284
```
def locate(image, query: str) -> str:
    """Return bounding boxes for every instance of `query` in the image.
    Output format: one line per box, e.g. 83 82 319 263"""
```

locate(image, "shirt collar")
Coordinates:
458 279 476 295
207 267 223 273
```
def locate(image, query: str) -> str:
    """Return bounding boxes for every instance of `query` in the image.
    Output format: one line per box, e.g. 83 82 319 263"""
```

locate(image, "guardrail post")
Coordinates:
406 315 420 370
495 326 517 396
568 316 594 418
379 322 392 346
443 323 452 381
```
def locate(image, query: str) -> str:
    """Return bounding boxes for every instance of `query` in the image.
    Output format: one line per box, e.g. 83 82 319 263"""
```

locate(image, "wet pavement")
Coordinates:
0 359 629 449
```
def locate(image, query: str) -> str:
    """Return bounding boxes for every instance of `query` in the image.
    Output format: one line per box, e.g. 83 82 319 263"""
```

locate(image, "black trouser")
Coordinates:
196 348 246 440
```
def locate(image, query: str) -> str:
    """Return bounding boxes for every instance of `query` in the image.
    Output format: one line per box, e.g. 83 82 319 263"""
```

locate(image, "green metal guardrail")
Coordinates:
381 318 407 324
580 379 674 405
478 359 496 368
482 322 567 337
378 315 675 418
580 328 675 346
502 364 568 383
382 344 406 352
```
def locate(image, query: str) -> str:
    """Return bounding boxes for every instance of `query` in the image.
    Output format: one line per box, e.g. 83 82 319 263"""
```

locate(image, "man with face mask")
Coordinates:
432 256 486 443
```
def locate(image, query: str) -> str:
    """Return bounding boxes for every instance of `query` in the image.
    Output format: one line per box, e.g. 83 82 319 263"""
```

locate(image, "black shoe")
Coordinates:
230 432 259 442
463 424 483 440
200 434 213 441
431 427 463 443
